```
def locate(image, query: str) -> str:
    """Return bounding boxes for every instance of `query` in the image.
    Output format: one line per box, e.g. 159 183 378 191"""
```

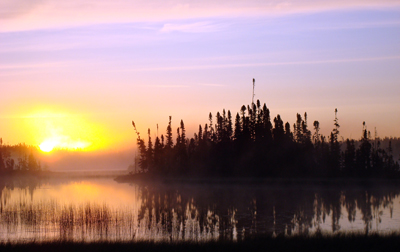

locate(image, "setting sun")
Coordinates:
39 140 56 152
21 108 110 152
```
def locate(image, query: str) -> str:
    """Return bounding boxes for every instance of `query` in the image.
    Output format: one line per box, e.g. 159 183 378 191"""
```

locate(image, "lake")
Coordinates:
1 177 399 242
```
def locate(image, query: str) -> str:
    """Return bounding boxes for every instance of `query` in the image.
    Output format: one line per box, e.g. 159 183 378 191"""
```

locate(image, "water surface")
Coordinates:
1 178 399 242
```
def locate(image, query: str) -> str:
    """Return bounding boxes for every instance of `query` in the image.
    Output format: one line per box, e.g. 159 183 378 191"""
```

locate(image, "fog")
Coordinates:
37 148 134 173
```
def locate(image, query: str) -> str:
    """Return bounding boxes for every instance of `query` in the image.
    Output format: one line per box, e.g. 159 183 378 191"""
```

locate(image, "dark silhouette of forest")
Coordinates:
129 100 400 179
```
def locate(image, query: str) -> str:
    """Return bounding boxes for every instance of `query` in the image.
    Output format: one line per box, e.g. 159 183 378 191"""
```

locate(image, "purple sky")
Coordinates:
1 0 399 151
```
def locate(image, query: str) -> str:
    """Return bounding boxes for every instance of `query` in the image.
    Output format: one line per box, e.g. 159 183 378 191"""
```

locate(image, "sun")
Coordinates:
24 108 110 152
39 140 57 152
39 136 92 152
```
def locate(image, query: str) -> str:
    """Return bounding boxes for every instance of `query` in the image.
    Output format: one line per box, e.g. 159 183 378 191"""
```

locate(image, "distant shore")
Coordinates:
0 169 126 180
114 172 400 186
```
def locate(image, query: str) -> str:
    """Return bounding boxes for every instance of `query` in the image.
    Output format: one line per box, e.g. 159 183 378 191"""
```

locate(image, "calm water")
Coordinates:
1 177 400 242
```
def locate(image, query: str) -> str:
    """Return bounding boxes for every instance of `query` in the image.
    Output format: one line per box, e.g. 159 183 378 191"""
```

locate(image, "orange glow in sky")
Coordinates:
18 107 110 152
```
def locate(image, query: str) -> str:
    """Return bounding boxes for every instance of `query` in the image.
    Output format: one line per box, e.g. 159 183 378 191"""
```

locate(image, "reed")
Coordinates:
0 200 221 242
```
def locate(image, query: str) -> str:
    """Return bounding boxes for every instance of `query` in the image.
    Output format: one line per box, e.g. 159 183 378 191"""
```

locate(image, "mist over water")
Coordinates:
38 148 134 172
1 177 400 242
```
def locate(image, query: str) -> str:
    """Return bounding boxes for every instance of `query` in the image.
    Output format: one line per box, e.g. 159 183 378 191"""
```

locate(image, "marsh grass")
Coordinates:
0 200 222 243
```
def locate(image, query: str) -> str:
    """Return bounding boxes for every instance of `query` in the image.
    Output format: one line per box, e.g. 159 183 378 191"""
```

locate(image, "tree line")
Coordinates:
0 140 44 175
131 100 400 178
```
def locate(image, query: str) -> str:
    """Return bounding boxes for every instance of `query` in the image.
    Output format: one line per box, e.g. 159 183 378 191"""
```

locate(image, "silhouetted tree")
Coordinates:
234 113 242 141
313 121 320 145
146 129 154 172
273 115 285 143
356 122 372 176
166 116 173 150
329 109 341 176
28 151 39 171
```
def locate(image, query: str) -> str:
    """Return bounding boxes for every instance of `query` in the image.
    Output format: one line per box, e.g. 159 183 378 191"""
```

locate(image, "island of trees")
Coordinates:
0 139 45 177
127 100 400 179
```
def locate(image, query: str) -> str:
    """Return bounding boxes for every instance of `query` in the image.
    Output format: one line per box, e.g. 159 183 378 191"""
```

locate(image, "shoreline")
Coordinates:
114 172 400 186
1 233 400 252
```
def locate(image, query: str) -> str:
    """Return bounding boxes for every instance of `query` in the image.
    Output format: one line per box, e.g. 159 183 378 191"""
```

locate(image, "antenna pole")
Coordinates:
252 78 255 105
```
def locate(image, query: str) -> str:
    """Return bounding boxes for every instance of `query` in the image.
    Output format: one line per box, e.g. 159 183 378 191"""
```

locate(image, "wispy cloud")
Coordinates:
199 83 227 87
0 61 75 76
1 0 399 32
145 84 189 88
160 22 222 33
115 55 400 72
305 20 400 31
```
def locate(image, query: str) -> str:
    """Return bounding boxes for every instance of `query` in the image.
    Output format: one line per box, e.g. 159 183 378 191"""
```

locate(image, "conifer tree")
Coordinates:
132 121 147 172
28 151 39 171
180 120 186 147
356 122 372 175
227 110 233 141
234 113 242 141
302 112 312 147
329 108 341 175
262 103 273 143
285 122 293 140
273 115 285 143
146 128 154 172
166 116 173 150
198 125 203 143
313 121 320 145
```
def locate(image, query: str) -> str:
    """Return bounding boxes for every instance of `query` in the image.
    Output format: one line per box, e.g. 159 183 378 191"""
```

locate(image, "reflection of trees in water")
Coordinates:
1 182 400 242
137 185 222 241
136 184 400 238
0 178 40 210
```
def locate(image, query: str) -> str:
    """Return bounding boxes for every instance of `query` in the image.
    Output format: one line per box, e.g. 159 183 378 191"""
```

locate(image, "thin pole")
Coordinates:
252 78 255 105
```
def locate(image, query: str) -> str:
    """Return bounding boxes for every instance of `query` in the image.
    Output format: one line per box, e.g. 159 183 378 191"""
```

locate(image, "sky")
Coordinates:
1 0 400 153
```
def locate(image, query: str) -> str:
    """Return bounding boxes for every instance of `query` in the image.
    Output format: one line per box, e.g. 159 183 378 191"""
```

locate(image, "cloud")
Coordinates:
0 0 46 19
1 0 399 32
116 55 400 72
305 20 400 31
199 83 227 87
150 85 189 88
0 61 78 77
160 22 222 33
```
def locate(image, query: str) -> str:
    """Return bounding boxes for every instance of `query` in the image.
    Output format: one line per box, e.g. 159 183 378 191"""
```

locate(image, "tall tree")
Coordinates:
329 108 341 175
356 122 372 175
273 115 285 143
132 121 147 172
234 113 242 141
226 110 233 141
166 116 173 150
146 128 154 172
313 121 320 145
